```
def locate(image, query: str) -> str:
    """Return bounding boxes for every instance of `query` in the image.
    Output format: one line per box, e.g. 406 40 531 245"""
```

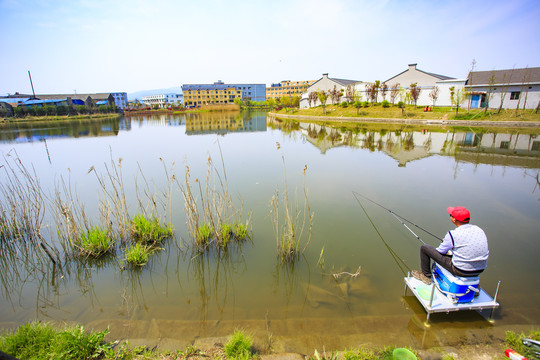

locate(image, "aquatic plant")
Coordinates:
196 223 213 247
224 329 253 360
0 321 111 360
180 145 251 252
270 150 313 263
124 243 150 266
129 214 173 245
234 221 249 241
77 225 114 257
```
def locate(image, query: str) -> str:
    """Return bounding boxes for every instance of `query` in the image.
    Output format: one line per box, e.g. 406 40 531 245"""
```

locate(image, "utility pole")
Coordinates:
28 70 36 99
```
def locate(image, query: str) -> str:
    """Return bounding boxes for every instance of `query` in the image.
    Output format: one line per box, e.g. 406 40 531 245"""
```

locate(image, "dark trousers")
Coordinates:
420 244 483 278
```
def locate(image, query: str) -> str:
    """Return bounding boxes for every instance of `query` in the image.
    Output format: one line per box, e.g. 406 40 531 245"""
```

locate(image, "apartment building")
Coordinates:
266 80 316 99
182 81 266 106
142 93 183 108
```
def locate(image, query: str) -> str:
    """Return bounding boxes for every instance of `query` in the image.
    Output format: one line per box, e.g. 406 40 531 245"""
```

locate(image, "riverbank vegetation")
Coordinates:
2 322 528 360
274 102 540 123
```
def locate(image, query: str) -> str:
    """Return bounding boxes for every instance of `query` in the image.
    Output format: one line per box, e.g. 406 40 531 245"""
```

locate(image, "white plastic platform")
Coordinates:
404 273 500 324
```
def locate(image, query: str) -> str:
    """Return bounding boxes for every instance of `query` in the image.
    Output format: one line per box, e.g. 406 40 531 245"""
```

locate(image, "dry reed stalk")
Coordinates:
0 152 60 266
269 147 314 263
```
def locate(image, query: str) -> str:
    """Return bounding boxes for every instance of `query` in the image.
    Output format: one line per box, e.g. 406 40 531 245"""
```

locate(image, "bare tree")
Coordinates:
345 85 354 103
467 59 476 111
518 67 531 115
308 91 317 107
328 85 341 105
380 82 388 101
484 71 496 116
390 83 400 104
428 86 439 107
497 68 514 114
409 83 421 106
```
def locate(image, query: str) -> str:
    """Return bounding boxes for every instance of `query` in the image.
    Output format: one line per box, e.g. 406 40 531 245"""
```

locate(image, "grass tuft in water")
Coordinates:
234 222 249 241
224 329 253 360
219 222 233 246
0 321 111 360
129 214 173 245
78 226 114 257
124 243 151 266
196 223 213 247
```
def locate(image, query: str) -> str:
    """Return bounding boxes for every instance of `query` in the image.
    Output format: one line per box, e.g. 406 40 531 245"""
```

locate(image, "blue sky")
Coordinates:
1 0 539 95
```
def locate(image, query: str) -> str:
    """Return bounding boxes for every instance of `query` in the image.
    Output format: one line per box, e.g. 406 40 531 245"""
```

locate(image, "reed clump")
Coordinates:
269 146 313 263
180 148 251 253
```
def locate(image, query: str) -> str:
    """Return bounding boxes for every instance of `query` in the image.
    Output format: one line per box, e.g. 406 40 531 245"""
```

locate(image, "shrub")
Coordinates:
224 329 253 360
340 101 349 108
362 101 370 108
381 100 390 108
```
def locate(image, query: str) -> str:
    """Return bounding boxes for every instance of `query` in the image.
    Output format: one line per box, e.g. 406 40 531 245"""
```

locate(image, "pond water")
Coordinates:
1 111 539 353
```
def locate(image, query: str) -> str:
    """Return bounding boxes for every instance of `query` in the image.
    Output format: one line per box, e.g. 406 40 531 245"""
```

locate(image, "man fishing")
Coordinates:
412 206 489 285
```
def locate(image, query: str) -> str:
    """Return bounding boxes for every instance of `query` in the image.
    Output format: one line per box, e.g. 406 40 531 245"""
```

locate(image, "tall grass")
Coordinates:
125 243 150 266
269 147 313 263
180 146 251 252
224 329 254 360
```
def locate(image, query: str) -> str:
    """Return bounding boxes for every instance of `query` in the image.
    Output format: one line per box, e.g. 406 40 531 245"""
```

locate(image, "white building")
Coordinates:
142 93 183 108
466 67 540 110
300 73 359 108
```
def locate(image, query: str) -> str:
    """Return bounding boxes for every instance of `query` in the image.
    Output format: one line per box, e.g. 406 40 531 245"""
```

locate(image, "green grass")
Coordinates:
129 214 173 244
505 329 540 359
125 242 151 266
234 222 249 241
0 321 111 360
78 226 114 257
219 222 233 245
224 329 253 360
196 223 213 246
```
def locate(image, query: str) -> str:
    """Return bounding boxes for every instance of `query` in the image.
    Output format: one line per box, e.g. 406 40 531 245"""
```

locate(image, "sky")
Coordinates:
1 0 539 96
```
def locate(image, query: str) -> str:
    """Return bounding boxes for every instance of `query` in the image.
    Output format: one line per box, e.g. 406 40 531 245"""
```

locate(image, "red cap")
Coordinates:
447 206 470 223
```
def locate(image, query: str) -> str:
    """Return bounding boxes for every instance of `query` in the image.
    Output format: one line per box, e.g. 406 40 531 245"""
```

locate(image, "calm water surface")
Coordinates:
1 111 539 352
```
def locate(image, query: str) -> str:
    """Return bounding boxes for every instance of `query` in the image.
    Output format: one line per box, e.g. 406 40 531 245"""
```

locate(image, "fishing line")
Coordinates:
353 192 411 275
352 191 443 243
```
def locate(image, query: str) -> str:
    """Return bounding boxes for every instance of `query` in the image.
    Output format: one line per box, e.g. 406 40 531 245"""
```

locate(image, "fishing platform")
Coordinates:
404 265 501 324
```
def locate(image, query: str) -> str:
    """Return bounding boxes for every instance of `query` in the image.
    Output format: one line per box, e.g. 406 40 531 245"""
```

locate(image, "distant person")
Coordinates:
412 206 489 285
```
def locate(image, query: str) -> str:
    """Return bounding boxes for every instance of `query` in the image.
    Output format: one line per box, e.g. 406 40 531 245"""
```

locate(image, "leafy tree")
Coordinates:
354 101 362 115
429 86 439 107
265 98 276 109
408 83 421 106
317 90 328 114
449 86 467 115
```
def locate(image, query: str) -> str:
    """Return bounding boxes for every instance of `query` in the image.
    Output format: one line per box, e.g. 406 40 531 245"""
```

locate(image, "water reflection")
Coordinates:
185 111 267 135
287 121 540 168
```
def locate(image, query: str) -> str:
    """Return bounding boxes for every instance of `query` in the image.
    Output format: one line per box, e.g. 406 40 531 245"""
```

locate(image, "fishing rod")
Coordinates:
353 192 411 275
352 191 443 243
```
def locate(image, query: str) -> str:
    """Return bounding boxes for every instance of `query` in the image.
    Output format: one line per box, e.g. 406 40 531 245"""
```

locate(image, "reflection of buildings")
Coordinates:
296 122 540 168
185 112 267 135
0 118 127 143
182 81 266 105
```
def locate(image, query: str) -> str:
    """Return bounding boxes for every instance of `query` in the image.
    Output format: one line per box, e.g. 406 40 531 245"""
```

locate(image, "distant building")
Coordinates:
466 67 540 110
21 92 129 109
142 93 183 108
300 74 359 108
266 80 316 100
181 81 266 106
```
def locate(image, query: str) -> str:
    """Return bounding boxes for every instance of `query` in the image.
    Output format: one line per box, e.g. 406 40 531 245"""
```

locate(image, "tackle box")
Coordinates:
432 263 480 303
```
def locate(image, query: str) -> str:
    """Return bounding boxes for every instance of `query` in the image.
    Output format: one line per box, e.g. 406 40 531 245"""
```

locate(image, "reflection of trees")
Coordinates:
361 132 375 151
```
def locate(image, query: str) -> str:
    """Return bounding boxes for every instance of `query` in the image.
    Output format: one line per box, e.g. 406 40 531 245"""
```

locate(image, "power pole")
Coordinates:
28 71 36 99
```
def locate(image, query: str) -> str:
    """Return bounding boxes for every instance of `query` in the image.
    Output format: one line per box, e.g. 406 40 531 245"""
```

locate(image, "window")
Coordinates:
532 141 540 152
510 91 520 100
500 141 510 149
